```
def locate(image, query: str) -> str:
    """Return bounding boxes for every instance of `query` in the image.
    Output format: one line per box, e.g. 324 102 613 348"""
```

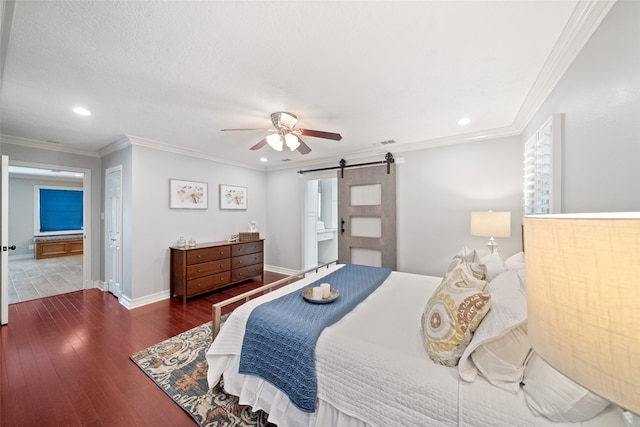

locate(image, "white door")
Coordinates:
105 166 122 297
1 155 10 324
337 164 397 269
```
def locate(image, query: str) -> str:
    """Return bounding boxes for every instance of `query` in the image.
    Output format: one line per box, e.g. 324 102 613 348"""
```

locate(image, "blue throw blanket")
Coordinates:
238 264 392 412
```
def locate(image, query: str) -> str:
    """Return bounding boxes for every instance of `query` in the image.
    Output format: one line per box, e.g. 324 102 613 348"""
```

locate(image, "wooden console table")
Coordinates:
170 239 264 303
34 234 84 259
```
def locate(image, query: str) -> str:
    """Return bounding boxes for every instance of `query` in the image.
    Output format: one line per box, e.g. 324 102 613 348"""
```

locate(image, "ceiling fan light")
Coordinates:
285 133 300 151
266 133 283 151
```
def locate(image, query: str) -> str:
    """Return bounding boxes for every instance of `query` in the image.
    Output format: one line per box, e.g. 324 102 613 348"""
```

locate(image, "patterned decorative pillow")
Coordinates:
421 262 491 366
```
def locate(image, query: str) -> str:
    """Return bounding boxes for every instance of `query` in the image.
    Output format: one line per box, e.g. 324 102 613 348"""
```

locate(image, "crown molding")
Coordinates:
512 0 616 132
97 135 132 157
124 134 267 172
0 134 101 157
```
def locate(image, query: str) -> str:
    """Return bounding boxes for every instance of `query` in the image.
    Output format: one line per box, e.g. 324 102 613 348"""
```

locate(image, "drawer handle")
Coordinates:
197 269 201 273
197 255 202 259
219 277 224 281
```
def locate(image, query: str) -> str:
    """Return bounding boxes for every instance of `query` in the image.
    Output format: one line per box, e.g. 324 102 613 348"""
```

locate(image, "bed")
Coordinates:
206 257 627 427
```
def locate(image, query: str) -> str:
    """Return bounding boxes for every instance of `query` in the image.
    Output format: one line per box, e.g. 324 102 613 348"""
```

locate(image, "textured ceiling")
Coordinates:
0 1 611 169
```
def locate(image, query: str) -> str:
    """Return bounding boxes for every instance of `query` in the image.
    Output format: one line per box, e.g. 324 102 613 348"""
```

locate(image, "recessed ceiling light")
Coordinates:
458 117 471 126
73 107 91 116
260 157 268 162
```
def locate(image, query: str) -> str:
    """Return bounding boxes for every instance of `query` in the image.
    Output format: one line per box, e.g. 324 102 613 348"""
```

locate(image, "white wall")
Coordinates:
524 0 640 213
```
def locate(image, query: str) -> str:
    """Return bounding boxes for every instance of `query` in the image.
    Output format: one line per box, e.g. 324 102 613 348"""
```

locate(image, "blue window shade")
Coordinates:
39 189 83 232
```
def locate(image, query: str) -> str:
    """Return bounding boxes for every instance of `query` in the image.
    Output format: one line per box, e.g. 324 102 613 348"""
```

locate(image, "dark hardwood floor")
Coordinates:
0 271 288 427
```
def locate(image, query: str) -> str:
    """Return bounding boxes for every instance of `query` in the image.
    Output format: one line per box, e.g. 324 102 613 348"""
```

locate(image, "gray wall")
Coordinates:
102 142 268 301
265 136 523 276
8 176 83 257
524 0 640 213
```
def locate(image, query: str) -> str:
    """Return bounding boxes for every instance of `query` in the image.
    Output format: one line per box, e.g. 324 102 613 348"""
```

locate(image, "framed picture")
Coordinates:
169 179 208 209
219 184 247 210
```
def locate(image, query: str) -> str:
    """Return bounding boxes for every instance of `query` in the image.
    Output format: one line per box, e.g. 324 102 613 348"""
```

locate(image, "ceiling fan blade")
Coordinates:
249 138 268 151
296 137 312 155
221 128 272 132
298 128 342 141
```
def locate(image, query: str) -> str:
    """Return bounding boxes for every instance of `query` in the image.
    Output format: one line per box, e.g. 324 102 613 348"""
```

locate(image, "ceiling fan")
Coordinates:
221 111 342 155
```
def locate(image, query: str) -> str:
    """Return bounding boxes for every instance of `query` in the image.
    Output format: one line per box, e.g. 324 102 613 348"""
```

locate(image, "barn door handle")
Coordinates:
341 218 345 235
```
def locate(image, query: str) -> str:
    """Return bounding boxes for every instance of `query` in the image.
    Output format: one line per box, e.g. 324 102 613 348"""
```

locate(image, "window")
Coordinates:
523 114 563 215
34 186 83 235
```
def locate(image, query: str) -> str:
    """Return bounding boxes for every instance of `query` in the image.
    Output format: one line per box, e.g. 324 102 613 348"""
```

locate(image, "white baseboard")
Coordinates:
264 264 298 276
8 254 34 260
119 289 170 310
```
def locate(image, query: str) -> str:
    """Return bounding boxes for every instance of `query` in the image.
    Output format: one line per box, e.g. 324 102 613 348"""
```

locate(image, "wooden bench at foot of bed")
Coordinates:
34 235 84 259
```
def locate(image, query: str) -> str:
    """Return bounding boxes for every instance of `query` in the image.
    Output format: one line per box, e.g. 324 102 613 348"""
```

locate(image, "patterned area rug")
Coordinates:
131 322 269 427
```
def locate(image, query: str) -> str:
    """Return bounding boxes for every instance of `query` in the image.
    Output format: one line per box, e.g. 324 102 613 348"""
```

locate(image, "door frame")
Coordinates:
9 160 92 290
301 171 337 270
1 155 9 324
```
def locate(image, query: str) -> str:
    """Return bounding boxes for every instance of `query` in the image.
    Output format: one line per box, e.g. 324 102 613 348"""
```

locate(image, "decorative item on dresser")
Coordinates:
170 239 264 303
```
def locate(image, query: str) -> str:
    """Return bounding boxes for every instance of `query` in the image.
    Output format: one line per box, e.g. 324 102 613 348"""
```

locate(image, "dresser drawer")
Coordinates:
187 271 231 296
232 252 262 269
231 240 263 257
231 263 263 282
187 246 230 265
187 259 230 280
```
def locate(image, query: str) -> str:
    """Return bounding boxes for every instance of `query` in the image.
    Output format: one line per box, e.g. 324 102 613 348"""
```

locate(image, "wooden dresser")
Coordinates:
170 239 264 303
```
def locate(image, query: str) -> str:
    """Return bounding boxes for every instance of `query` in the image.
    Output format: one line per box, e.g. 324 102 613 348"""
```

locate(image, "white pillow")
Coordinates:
505 251 526 271
480 251 507 282
522 353 610 422
471 324 531 392
458 270 528 391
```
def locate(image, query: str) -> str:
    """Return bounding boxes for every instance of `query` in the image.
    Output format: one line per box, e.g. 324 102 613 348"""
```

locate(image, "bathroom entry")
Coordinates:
304 177 338 269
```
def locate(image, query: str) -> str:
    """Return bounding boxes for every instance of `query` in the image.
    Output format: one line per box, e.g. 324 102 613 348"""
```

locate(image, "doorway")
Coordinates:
304 176 338 270
6 161 91 304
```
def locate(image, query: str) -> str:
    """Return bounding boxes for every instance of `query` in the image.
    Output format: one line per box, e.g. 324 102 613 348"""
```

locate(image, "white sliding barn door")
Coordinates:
337 164 396 269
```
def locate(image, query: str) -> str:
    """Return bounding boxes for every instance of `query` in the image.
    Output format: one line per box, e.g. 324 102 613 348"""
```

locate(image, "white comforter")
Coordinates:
206 265 625 427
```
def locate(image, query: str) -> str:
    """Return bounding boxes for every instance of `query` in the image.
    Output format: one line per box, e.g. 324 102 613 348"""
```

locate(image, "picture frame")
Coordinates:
219 184 248 210
169 179 208 209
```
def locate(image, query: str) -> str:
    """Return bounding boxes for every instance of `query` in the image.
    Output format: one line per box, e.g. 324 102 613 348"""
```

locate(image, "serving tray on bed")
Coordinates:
302 287 340 304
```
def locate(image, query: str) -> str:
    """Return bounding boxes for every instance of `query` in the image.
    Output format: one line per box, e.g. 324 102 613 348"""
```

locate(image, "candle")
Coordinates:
320 283 331 299
312 286 322 300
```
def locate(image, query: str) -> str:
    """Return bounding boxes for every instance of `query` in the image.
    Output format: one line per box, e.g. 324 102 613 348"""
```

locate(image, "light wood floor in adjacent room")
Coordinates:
0 271 288 427
8 255 84 304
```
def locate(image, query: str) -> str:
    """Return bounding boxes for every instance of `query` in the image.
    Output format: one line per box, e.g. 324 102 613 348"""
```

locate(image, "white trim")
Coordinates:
0 134 100 157
119 289 170 310
8 254 34 261
513 0 616 131
264 265 298 276
126 134 266 172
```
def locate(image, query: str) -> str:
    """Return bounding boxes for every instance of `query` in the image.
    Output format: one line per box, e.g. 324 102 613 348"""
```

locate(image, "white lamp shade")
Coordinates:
524 213 640 414
266 133 283 151
470 211 511 237
285 133 300 150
